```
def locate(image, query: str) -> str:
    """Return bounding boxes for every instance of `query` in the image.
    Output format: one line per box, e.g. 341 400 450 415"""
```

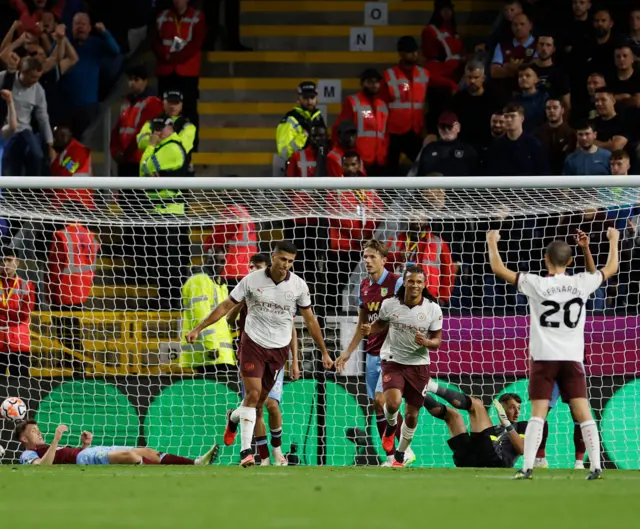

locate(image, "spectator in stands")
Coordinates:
627 8 640 59
486 103 548 175
202 0 250 52
111 63 163 177
415 111 477 176
452 60 499 151
421 0 465 83
513 64 548 133
50 125 96 211
9 0 64 34
531 35 571 110
593 87 629 152
328 121 360 177
286 125 327 178
490 13 537 103
563 121 611 176
573 71 606 122
481 0 524 58
575 8 619 81
381 36 456 176
610 45 640 109
276 81 325 162
333 69 388 176
562 0 593 57
58 13 121 140
152 0 206 152
535 98 576 175
341 151 364 177
0 245 34 377
0 57 54 176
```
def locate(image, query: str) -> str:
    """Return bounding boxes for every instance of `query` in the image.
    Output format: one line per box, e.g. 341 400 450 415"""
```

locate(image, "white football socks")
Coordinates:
580 420 601 471
233 406 257 452
398 422 416 453
383 404 398 427
522 416 545 471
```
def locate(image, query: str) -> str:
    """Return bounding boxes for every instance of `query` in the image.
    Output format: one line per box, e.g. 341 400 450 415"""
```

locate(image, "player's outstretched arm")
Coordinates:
34 425 69 465
300 307 334 369
486 230 518 285
290 325 300 380
336 308 367 373
493 400 524 455
575 229 596 273
185 298 237 344
600 227 620 281
225 300 245 326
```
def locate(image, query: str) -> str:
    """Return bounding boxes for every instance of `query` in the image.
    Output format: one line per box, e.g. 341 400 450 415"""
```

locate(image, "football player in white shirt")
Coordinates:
186 241 333 467
487 227 620 480
362 265 444 468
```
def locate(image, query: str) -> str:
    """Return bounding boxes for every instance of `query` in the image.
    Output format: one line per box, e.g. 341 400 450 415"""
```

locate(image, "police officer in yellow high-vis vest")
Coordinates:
180 246 235 372
138 115 189 310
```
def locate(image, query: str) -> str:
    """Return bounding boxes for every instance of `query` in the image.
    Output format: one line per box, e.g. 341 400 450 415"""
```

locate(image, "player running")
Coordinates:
226 253 300 466
16 420 219 465
186 241 333 467
335 239 415 466
487 227 620 480
362 265 443 467
424 389 527 468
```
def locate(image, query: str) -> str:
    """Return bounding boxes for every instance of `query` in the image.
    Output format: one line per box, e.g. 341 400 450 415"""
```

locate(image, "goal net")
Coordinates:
0 176 638 469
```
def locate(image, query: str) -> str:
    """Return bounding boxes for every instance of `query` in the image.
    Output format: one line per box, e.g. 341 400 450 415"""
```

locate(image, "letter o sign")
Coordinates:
364 2 388 26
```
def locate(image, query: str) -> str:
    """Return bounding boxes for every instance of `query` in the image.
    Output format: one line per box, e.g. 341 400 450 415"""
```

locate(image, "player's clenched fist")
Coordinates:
360 323 372 336
322 353 334 370
415 332 429 347
185 329 199 344
606 227 620 242
54 424 69 442
574 229 590 248
81 430 93 445
486 230 501 244
335 354 349 373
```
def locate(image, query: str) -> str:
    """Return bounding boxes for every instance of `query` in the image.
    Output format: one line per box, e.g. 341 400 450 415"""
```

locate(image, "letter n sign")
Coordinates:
350 28 374 51
364 2 388 26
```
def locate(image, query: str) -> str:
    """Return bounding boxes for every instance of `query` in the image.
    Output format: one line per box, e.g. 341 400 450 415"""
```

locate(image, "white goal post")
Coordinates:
0 175 638 469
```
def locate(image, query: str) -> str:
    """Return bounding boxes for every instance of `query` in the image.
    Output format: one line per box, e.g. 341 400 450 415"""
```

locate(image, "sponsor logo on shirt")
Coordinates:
367 301 381 312
244 362 255 372
380 288 388 297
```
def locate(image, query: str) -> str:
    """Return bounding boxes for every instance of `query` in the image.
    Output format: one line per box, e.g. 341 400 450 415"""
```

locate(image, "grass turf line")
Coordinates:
0 466 638 529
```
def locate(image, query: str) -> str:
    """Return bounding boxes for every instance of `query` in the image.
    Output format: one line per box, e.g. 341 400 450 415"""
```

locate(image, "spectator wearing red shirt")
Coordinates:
0 245 35 377
152 0 206 152
333 69 388 175
421 0 465 83
328 120 366 177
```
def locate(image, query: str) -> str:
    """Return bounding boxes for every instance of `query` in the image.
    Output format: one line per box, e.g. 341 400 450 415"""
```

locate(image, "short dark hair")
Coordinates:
21 57 43 73
574 119 595 133
343 151 360 160
126 62 149 80
594 86 614 96
250 253 269 266
517 64 537 74
14 419 36 442
611 149 630 161
363 239 388 258
594 7 612 18
502 103 525 116
546 240 573 267
274 240 297 255
545 97 563 106
615 44 634 53
498 393 522 406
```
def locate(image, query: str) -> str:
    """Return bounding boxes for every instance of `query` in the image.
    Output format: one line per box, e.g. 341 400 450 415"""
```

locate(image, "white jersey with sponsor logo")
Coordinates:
230 268 311 349
517 271 603 362
378 297 443 365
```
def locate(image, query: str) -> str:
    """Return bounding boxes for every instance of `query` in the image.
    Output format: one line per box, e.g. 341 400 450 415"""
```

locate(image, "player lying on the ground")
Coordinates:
363 265 443 468
487 227 619 480
424 388 526 468
16 420 219 466
186 241 333 467
226 253 300 466
336 239 415 467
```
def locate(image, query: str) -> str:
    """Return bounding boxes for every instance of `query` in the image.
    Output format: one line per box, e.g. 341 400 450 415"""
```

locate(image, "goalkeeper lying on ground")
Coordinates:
15 420 219 466
425 383 527 468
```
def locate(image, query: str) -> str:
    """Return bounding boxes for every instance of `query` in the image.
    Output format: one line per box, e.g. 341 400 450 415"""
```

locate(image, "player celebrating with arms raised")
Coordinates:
335 240 413 466
487 227 620 480
363 265 443 467
186 241 333 467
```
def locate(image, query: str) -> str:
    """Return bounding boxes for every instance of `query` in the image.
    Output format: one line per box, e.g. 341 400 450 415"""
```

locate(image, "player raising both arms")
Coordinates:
186 241 333 467
16 420 219 465
226 253 300 466
487 227 620 480
363 265 443 467
335 240 415 466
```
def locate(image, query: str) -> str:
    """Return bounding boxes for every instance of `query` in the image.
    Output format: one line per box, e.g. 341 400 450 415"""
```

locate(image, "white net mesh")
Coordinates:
0 178 638 469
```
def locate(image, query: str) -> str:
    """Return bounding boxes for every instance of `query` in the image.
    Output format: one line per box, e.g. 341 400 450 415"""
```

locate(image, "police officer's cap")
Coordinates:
397 36 419 53
163 90 184 102
297 81 317 96
360 68 382 82
150 115 174 132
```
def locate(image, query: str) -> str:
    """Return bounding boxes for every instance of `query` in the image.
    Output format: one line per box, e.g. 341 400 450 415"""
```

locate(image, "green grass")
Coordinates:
1 466 639 528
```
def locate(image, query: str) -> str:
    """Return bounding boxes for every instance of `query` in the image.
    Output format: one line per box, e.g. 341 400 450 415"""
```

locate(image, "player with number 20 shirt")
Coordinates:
487 227 620 481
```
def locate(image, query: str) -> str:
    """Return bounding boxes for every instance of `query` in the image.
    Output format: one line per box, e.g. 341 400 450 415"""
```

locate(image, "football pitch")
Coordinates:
1 466 639 528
